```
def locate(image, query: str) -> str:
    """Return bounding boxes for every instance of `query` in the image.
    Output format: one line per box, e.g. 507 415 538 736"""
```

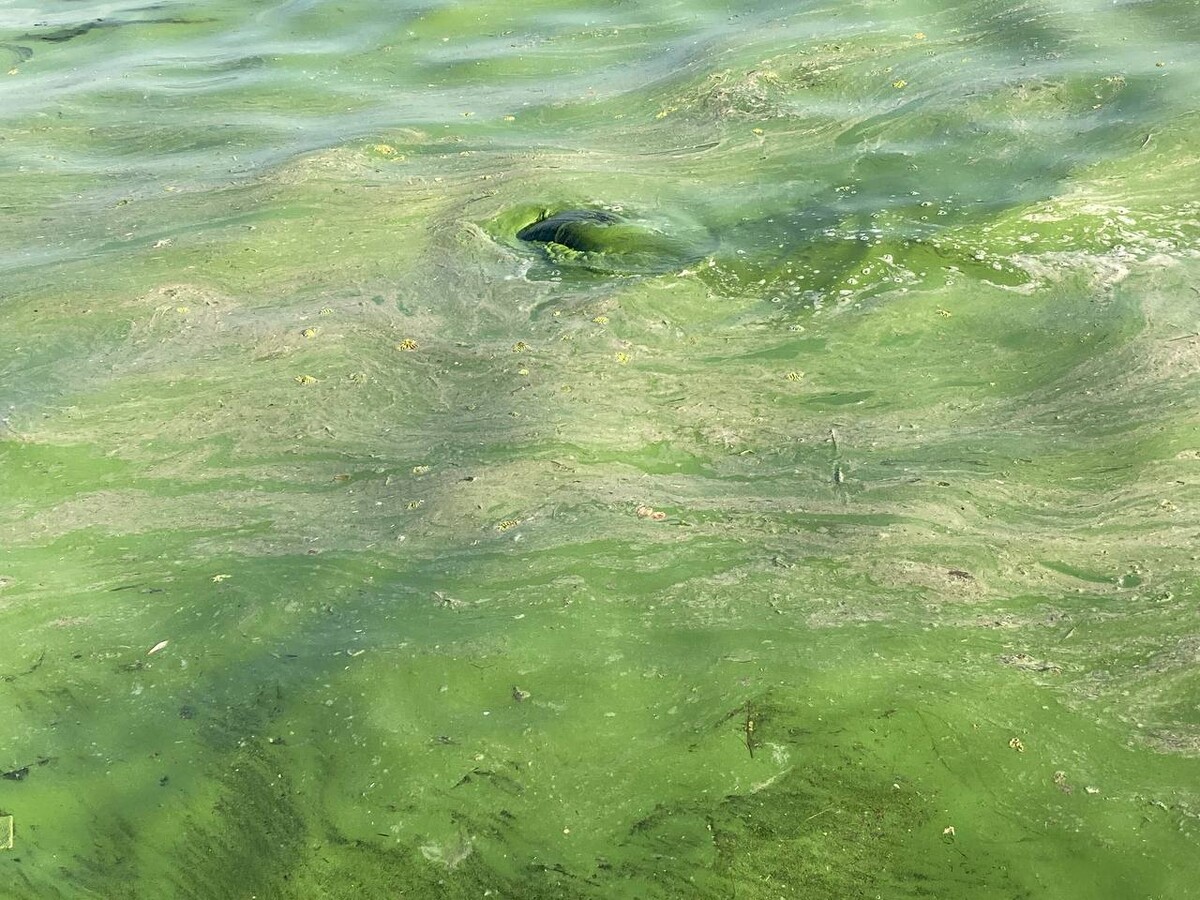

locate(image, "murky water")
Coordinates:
2 1 1199 896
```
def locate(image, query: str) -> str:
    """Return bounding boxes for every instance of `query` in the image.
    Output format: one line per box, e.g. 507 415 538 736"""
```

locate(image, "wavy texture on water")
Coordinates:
1 0 1199 897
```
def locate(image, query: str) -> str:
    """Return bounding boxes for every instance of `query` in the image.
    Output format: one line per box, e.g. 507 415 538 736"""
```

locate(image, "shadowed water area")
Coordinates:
1 0 1199 896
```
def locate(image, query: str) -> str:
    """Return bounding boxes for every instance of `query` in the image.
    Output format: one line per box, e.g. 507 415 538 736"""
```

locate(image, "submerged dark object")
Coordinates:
1 757 53 781
0 43 33 63
507 205 711 276
25 17 202 43
516 209 620 252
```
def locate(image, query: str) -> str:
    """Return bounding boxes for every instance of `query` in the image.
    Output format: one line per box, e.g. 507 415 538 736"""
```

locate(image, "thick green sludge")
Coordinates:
2 0 1199 897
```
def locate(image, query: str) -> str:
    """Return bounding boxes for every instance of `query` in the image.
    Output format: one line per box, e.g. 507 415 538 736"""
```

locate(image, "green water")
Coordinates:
2 0 1199 896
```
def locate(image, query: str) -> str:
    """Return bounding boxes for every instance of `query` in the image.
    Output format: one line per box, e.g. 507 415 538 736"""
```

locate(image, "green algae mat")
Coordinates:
2 0 1199 897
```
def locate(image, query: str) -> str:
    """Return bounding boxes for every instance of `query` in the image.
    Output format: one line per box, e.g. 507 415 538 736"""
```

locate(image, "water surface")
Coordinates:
2 0 1199 897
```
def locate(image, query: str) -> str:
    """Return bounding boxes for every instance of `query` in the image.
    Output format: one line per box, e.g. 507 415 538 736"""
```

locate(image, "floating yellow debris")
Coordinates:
615 352 631 364
1008 736 1025 752
301 327 319 339
495 519 520 531
412 465 431 476
785 371 803 381
591 315 610 325
914 32 927 40
636 505 668 521
212 574 231 583
396 339 419 351
512 341 529 353
295 374 319 385
892 79 908 89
